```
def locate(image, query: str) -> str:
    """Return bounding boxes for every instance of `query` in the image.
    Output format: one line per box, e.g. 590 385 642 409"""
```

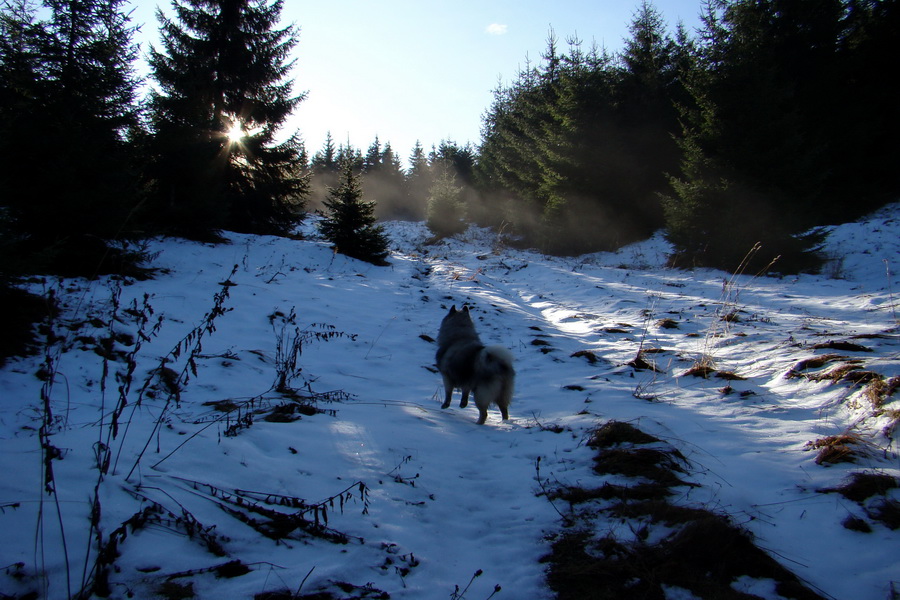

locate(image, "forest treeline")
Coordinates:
1 0 898 278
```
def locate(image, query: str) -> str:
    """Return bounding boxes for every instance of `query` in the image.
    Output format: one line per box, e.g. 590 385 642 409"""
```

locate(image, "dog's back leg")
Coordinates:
460 388 470 408
497 379 512 420
473 382 498 424
441 374 454 409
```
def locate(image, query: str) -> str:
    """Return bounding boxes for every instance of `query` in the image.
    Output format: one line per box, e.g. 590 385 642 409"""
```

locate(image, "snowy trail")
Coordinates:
401 225 898 600
1 211 897 599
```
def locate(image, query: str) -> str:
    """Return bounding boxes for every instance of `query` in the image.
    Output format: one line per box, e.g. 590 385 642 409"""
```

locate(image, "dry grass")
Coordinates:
553 481 674 504
157 581 195 600
883 409 900 439
840 370 884 385
865 376 900 408
810 340 873 352
805 433 873 465
682 363 716 378
871 499 900 530
571 349 599 364
588 421 659 447
842 515 872 532
807 362 865 383
546 419 825 600
715 370 746 381
656 317 679 329
720 310 742 323
593 448 689 488
627 351 665 373
544 514 826 600
820 471 899 502
821 472 900 531
785 353 847 378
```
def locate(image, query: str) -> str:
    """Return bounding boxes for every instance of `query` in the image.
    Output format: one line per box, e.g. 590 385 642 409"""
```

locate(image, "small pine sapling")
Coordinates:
319 161 390 265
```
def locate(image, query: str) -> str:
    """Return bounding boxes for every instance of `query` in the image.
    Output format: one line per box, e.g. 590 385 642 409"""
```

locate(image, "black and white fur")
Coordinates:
435 305 515 424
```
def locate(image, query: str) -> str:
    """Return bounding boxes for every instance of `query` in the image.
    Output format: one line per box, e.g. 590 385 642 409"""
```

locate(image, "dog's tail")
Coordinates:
476 346 515 418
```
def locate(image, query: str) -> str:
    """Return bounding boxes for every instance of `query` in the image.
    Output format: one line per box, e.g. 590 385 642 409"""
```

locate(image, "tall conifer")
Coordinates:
146 0 308 239
0 0 142 272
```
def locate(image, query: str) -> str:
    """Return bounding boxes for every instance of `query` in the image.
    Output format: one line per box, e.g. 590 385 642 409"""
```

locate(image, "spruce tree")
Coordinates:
0 0 143 273
308 132 340 210
311 131 338 174
662 0 842 272
319 160 390 265
426 167 466 239
146 0 308 239
336 141 364 173
363 136 382 173
363 141 409 220
403 140 432 219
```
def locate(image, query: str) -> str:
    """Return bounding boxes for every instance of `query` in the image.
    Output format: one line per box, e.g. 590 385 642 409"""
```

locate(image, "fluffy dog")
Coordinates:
435 305 514 424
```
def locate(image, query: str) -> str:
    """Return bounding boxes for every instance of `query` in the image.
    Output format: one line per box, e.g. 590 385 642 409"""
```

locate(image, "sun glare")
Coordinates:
226 121 245 143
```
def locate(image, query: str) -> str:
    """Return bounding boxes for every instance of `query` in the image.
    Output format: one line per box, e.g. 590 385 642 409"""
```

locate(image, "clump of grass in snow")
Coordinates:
805 432 875 465
588 421 659 447
687 243 778 381
544 418 827 600
785 353 848 378
864 376 900 409
820 471 898 502
820 471 900 531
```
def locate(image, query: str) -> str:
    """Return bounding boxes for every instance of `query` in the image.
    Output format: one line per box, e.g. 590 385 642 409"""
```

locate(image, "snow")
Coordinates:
1 203 898 600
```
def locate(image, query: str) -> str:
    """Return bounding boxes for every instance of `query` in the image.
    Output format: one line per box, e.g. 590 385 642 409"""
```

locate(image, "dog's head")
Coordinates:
441 305 474 327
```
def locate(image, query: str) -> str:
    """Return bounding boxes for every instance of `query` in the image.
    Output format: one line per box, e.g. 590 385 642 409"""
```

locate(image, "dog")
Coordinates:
435 305 515 424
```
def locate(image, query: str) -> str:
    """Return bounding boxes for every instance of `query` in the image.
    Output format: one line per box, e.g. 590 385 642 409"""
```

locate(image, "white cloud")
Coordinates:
485 23 508 35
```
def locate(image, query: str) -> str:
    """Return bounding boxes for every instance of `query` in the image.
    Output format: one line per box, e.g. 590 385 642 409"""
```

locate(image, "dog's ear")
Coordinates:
462 305 470 314
449 305 457 314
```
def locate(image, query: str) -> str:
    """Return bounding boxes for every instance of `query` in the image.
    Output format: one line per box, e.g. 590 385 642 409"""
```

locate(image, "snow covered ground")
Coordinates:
1 204 898 600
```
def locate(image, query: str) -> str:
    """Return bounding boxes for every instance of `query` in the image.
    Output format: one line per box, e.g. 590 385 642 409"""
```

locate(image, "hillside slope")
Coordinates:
1 205 898 600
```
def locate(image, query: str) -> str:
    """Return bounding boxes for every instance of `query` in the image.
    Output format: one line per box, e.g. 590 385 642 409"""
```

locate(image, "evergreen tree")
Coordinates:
336 140 364 172
146 0 308 239
612 1 685 228
403 140 432 217
311 131 338 174
662 0 846 272
477 24 682 254
308 131 340 211
364 141 409 219
381 142 403 176
432 140 476 185
831 0 900 211
363 136 382 173
426 167 466 239
0 0 143 274
319 160 390 265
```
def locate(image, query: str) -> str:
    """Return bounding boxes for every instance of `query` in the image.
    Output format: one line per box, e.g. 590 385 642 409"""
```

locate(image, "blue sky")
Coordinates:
132 1 704 165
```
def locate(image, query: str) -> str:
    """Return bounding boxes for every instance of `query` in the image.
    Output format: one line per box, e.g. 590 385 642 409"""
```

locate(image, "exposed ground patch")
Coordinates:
544 420 827 600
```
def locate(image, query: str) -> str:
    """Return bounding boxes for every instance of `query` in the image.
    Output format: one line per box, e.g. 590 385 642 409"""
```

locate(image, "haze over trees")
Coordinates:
1 0 898 278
